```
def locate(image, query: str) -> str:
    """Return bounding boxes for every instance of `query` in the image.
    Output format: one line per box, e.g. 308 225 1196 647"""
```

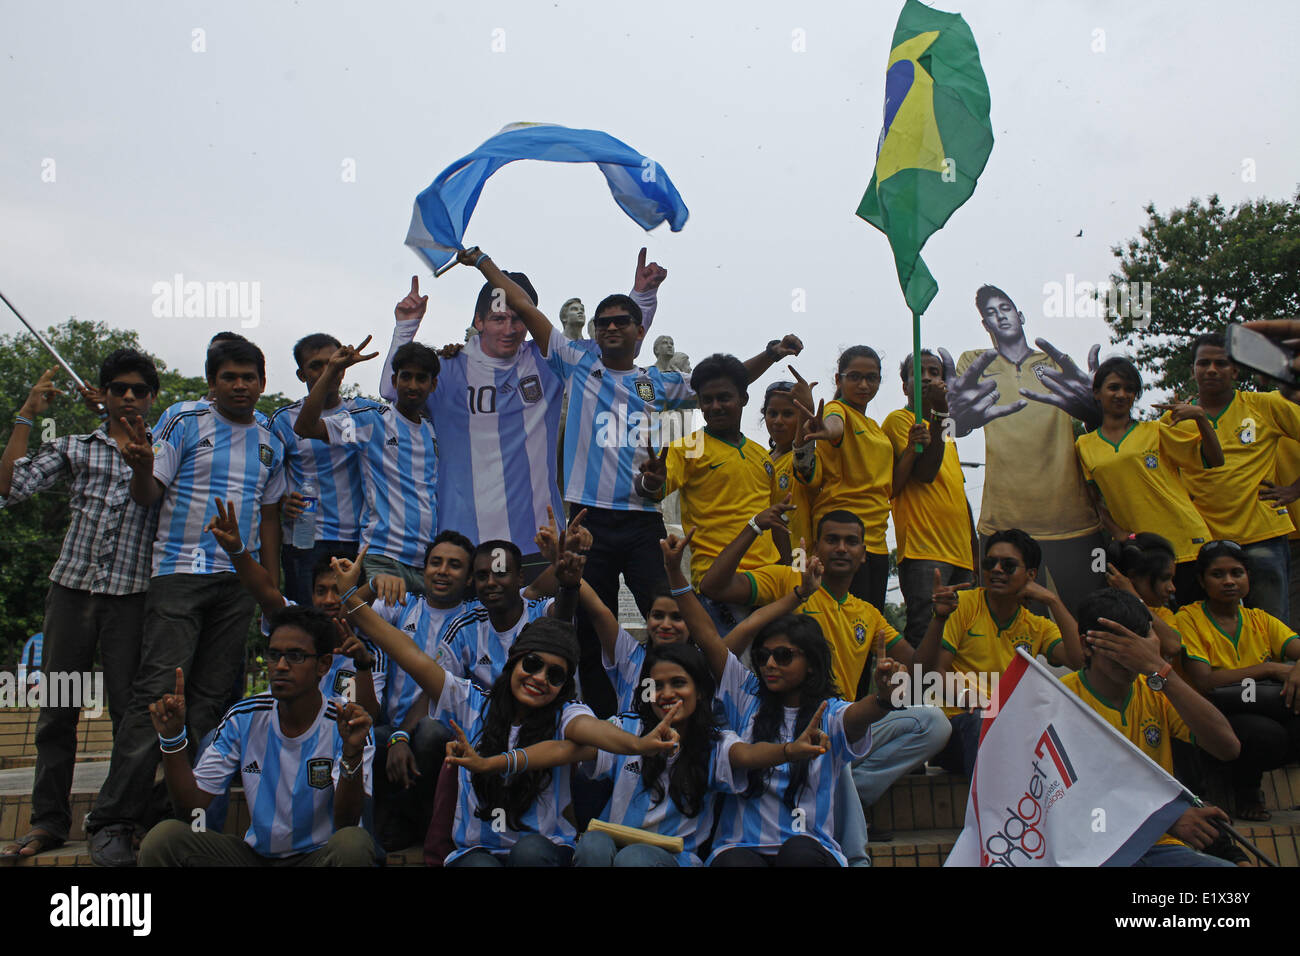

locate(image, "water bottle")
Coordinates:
293 479 319 549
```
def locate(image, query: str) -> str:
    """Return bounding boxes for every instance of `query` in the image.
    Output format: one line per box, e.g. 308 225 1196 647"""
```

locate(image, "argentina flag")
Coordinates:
406 122 690 272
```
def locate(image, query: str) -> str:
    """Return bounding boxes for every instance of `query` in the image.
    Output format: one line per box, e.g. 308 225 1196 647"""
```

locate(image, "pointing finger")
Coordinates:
637 247 647 272
410 276 419 296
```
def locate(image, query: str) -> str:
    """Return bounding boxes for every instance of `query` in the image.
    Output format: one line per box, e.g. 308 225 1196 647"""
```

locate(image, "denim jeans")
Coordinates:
851 707 952 809
1133 843 1236 867
1242 535 1290 623
447 834 574 867
574 830 678 867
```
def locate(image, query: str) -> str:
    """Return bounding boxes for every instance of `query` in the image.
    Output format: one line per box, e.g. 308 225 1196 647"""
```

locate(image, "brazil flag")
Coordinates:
857 0 993 316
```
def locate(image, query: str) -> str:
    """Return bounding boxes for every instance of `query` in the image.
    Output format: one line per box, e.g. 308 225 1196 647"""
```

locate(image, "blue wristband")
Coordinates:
14 415 34 429
669 584 693 597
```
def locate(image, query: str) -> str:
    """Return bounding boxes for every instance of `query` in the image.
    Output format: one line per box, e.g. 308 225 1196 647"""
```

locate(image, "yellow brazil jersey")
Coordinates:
815 400 892 554
664 429 779 588
744 563 899 698
1075 420 1211 563
956 349 1098 540
940 588 1063 716
1059 670 1190 847
1172 601 1299 670
1274 437 1300 541
1160 390 1300 545
769 445 830 555
881 407 972 569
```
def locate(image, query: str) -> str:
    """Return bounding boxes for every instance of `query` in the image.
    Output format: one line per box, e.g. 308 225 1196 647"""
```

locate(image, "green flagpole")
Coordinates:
912 310 924 452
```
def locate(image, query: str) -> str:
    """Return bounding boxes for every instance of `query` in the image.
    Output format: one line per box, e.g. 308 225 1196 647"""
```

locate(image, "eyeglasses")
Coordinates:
1203 540 1244 553
981 556 1022 574
592 314 635 330
520 653 568 688
840 371 881 385
753 645 803 666
107 382 153 398
264 649 321 666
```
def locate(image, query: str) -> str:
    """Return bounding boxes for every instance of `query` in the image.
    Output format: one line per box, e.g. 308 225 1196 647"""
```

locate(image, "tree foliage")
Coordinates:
1100 189 1300 397
0 320 289 661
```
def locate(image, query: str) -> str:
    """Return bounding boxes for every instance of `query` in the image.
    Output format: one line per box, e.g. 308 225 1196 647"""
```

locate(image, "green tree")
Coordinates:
1100 190 1300 398
0 320 290 661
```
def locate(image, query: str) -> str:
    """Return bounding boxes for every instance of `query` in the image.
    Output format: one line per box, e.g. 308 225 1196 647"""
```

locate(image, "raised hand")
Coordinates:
444 719 493 774
907 422 931 449
554 547 586 588
119 414 154 471
205 496 245 555
78 383 106 416
395 275 429 324
148 668 187 739
536 505 562 565
632 247 667 293
333 619 375 668
325 337 381 380
940 347 1025 437
638 436 668 493
784 700 829 760
787 364 819 423
336 701 372 754
754 494 795 532
562 507 590 556
637 701 682 755
331 545 367 595
1151 399 1206 426
1020 339 1102 426
931 568 972 619
660 527 696 576
1018 580 1057 606
437 342 465 360
873 653 905 702
1104 562 1140 598
799 544 824 596
922 377 949 415
20 367 64 418
768 334 804 359
793 398 832 444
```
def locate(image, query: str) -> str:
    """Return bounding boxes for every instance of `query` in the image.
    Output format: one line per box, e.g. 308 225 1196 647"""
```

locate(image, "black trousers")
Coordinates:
569 504 668 718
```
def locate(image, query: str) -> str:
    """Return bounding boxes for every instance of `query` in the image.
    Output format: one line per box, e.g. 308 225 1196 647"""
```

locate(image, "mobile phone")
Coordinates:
1225 323 1300 387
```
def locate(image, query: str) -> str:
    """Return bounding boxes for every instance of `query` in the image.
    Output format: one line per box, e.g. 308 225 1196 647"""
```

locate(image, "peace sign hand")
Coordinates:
119 414 154 471
784 701 829 760
444 719 493 774
395 276 429 324
932 568 972 619
638 435 669 492
205 496 245 555
793 398 832 444
799 543 823 596
326 337 380 379
754 494 795 532
787 365 819 421
636 701 682 756
632 247 667 293
148 668 187 739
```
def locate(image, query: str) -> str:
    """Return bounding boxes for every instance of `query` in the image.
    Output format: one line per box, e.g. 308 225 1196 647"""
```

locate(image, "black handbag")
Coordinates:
1208 680 1292 722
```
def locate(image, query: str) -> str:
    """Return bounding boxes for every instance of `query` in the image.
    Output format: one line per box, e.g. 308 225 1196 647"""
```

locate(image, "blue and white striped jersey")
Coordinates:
258 596 389 708
269 397 381 542
194 693 374 858
435 591 554 688
709 655 871 866
586 714 742 866
383 330 566 554
154 399 270 433
602 628 647 714
324 403 437 568
369 595 477 726
150 402 286 577
431 675 592 864
545 329 696 512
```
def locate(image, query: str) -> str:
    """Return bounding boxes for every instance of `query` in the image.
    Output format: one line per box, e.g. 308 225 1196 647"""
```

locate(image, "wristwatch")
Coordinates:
1146 661 1173 692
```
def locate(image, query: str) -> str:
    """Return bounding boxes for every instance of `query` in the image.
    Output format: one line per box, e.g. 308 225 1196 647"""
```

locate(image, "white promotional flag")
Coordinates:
945 649 1191 867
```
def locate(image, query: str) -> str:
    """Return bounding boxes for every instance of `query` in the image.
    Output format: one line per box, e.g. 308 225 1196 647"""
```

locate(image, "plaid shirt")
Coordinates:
0 425 158 595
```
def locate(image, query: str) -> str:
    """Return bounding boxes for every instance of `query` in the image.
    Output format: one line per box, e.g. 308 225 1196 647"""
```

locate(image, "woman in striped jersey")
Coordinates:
705 614 899 866
571 642 828 867
331 550 680 866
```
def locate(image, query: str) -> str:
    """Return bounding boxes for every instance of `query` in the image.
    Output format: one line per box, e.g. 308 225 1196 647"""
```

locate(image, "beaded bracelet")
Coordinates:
14 415 35 429
388 731 410 748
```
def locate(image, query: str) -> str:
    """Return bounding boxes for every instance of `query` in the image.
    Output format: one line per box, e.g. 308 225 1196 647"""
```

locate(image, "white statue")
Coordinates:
560 298 586 341
653 335 691 375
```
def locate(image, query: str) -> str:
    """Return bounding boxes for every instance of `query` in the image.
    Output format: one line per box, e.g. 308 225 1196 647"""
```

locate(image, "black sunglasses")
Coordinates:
592 313 635 330
520 652 568 688
107 382 153 398
981 556 1022 573
753 645 803 666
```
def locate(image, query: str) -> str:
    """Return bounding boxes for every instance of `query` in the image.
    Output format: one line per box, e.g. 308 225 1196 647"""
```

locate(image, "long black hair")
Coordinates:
470 647 577 832
634 643 720 818
742 615 839 808
1105 533 1175 600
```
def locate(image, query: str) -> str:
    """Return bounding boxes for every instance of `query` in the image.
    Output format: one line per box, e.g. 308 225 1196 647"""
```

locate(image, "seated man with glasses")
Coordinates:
138 606 376 866
916 528 1085 777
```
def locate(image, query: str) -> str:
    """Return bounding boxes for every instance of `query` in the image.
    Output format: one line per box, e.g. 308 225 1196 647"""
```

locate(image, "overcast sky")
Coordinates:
3 0 1298 532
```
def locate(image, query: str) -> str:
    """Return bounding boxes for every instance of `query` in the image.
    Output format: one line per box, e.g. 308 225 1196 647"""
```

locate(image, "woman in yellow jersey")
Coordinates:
800 346 893 612
760 380 825 556
1175 541 1300 821
1076 357 1223 603
1102 533 1184 663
